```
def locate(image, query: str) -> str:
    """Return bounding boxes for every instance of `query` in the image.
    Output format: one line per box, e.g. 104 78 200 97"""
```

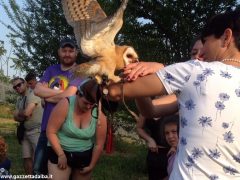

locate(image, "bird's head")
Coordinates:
115 46 139 69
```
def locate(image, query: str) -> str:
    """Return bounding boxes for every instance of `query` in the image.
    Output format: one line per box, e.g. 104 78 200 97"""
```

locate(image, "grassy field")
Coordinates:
0 111 24 174
0 104 148 179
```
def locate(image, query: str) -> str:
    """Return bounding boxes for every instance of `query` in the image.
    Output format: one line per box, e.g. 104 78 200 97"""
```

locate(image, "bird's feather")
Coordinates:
62 0 129 57
62 0 138 83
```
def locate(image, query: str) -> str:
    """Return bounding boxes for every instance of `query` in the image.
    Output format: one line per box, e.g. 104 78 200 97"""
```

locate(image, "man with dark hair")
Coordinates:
25 72 38 90
33 37 82 175
12 77 42 175
107 10 240 179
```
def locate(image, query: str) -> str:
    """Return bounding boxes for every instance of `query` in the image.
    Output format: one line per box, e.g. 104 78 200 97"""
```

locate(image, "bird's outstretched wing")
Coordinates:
62 0 106 26
61 0 129 57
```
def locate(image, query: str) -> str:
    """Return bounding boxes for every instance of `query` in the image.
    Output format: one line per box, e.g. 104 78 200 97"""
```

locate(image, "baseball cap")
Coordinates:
59 37 77 48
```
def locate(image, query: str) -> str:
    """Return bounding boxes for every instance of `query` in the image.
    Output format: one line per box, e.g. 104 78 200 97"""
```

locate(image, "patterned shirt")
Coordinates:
157 60 240 180
40 64 81 131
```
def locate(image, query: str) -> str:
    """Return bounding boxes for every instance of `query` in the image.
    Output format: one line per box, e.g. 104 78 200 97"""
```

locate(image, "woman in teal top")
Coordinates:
46 78 107 180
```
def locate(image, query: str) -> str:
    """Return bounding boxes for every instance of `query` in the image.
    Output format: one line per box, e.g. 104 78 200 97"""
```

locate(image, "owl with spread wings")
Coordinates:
61 0 139 83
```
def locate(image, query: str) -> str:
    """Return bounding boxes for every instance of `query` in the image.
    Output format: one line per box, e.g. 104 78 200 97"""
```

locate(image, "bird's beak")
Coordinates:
132 58 139 63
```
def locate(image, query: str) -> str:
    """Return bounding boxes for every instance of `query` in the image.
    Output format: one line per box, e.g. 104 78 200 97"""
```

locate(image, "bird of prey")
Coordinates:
61 0 139 83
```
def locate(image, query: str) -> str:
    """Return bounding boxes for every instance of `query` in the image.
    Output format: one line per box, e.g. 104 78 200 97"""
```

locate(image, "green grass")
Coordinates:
0 104 14 119
2 131 148 179
2 134 24 174
93 139 148 179
0 118 24 174
0 104 148 179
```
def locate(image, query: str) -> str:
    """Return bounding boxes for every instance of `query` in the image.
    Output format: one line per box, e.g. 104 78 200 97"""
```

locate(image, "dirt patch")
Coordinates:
0 118 15 123
0 118 17 135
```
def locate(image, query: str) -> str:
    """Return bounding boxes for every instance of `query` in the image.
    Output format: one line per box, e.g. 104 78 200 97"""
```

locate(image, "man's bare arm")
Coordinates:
34 82 63 98
13 110 25 122
45 86 78 103
22 102 37 118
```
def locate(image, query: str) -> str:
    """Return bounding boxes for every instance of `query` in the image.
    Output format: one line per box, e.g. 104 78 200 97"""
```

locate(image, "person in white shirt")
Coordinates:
105 9 240 179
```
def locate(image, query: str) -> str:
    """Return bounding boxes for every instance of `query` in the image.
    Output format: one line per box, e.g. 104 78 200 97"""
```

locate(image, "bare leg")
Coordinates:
72 169 92 180
23 158 33 175
48 161 71 180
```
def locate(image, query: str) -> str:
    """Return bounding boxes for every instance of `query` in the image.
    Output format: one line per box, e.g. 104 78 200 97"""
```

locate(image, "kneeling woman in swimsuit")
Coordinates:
47 78 107 180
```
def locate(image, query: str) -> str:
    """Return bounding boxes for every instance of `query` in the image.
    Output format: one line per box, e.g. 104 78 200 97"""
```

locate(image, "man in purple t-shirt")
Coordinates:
33 38 81 175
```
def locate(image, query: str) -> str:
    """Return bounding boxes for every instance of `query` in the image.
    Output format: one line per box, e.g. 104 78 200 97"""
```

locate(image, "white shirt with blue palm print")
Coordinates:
157 60 240 180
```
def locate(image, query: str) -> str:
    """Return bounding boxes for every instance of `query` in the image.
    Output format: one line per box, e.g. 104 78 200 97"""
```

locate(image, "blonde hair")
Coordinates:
0 136 8 162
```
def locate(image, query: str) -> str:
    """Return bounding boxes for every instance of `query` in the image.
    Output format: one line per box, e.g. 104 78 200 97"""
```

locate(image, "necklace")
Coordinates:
221 59 240 63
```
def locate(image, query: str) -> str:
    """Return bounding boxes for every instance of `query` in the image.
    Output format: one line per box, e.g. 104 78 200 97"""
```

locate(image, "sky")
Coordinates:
0 0 24 78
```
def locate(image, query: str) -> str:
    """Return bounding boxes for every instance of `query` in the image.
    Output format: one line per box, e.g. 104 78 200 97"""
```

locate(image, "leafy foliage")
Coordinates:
5 89 18 105
1 0 240 73
0 70 11 83
1 0 74 76
0 40 6 56
123 0 239 64
0 41 10 83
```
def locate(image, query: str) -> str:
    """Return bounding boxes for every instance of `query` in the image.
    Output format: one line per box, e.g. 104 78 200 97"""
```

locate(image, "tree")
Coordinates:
0 41 13 103
1 0 240 76
1 0 74 76
0 70 11 83
0 41 11 83
0 40 6 57
122 0 239 64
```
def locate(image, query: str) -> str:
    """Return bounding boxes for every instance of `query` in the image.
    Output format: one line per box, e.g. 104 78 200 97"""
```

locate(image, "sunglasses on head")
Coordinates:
13 82 24 90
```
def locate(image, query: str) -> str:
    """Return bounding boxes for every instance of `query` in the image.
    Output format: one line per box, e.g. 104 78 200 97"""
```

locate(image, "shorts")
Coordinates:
147 147 169 180
22 127 40 158
47 146 93 169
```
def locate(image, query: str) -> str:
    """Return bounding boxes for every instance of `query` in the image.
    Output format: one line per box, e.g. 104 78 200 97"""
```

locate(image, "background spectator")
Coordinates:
25 72 38 90
12 77 43 175
33 37 80 175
